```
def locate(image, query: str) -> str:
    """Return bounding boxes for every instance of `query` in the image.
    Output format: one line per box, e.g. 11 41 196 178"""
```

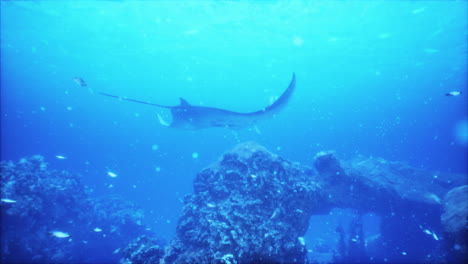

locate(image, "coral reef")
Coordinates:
0 155 158 264
441 185 468 263
164 142 321 263
120 235 165 264
314 152 464 263
1 143 466 264
161 143 466 264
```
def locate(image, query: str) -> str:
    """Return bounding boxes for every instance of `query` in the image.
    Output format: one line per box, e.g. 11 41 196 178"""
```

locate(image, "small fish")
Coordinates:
94 227 102 232
423 229 432 235
50 231 70 238
107 171 118 178
73 77 87 87
206 203 216 208
445 91 462 97
1 198 17 203
298 237 306 246
432 232 439 241
55 155 67 160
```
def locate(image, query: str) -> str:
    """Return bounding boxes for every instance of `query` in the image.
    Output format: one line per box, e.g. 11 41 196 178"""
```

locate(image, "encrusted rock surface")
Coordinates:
163 142 321 264
162 144 466 264
0 155 157 264
1 144 466 264
121 235 165 264
314 151 464 263
441 185 468 263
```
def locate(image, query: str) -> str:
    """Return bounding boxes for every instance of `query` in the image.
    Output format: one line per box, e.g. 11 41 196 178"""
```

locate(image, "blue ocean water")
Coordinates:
1 1 467 263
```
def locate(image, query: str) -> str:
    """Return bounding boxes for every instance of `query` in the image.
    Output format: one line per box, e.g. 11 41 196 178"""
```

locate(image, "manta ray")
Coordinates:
99 73 296 130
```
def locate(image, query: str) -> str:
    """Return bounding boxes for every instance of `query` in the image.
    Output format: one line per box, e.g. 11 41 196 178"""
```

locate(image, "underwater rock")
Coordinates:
120 235 165 264
1 155 92 263
314 152 464 212
314 152 465 263
0 155 158 264
3 148 465 264
162 145 465 264
441 185 468 263
163 142 321 264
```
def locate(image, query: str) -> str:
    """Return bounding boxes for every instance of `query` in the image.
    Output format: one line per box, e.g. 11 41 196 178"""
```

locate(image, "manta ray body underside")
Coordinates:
99 73 296 130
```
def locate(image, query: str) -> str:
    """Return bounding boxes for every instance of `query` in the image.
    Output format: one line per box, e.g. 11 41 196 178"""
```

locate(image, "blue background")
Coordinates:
1 0 467 242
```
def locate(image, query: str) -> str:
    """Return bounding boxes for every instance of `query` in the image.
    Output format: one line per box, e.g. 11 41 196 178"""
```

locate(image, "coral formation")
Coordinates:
164 142 320 263
1 143 466 264
120 235 165 264
0 155 158 263
162 143 466 264
441 185 468 263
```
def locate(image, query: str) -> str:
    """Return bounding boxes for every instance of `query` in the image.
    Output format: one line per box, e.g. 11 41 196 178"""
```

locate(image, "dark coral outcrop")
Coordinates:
314 151 464 263
120 235 165 264
161 144 466 264
441 185 468 263
164 142 321 264
2 144 466 264
0 155 159 264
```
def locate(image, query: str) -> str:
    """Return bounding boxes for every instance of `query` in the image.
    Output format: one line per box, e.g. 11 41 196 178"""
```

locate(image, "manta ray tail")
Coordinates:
99 92 172 109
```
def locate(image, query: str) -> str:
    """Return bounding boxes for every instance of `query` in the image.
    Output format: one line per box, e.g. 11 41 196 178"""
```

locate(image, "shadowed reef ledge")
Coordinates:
155 142 466 264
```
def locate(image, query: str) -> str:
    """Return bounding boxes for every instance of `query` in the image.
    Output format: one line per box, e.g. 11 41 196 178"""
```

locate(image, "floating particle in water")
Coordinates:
155 166 161 172
134 113 140 117
293 36 304 46
206 203 216 208
192 152 199 159
412 7 425 14
152 144 159 151
67 106 72 111
94 227 102 232
378 33 391 39
423 48 439 54
166 219 171 224
40 107 46 111
50 231 70 238
402 252 407 255
107 171 118 178
55 155 67 160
